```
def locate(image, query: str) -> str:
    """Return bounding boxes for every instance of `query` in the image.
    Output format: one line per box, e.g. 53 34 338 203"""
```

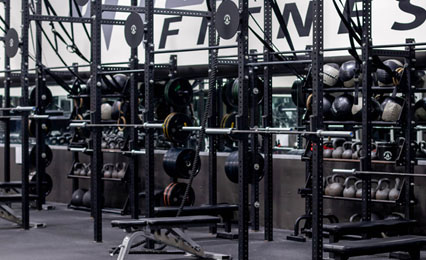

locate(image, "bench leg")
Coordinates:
409 250 420 260
117 231 145 260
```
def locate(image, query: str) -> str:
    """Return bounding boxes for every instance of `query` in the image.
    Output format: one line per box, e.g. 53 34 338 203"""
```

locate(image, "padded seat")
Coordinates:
323 219 416 235
154 204 238 217
112 215 220 230
324 235 426 260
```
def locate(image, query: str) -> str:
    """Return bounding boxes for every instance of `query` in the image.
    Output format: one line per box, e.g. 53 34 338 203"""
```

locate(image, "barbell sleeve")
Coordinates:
332 169 356 174
317 130 353 138
69 147 92 153
30 115 49 119
142 123 163 129
205 128 233 135
70 122 87 128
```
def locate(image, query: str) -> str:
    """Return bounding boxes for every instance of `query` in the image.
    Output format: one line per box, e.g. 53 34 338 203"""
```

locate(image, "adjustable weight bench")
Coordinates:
112 215 232 260
324 235 426 260
0 194 44 228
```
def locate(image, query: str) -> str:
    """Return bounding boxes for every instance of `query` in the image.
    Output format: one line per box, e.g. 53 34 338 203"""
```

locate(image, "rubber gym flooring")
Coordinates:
0 203 424 260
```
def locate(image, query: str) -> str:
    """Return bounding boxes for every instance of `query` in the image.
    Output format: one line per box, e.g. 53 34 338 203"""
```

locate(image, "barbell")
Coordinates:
70 112 353 143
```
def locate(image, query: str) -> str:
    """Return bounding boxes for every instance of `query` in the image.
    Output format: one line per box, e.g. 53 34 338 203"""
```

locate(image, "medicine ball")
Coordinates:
112 74 129 92
352 96 381 121
414 98 426 121
331 94 354 121
291 79 308 108
101 103 112 120
87 76 111 94
71 189 86 207
82 190 91 208
376 59 404 86
339 60 358 88
323 63 340 87
323 94 335 120
414 70 426 89
380 96 404 122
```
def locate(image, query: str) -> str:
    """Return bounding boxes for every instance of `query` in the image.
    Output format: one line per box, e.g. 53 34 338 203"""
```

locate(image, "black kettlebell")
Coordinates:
332 138 345 159
71 189 86 206
341 141 353 159
331 94 354 121
414 98 426 121
82 190 91 208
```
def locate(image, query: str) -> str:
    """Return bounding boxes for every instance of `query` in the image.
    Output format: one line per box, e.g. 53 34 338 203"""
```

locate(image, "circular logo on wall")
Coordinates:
383 151 393 161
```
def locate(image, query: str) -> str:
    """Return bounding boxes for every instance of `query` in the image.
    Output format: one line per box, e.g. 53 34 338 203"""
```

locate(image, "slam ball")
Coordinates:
323 63 340 87
331 94 354 121
339 60 358 88
376 59 404 86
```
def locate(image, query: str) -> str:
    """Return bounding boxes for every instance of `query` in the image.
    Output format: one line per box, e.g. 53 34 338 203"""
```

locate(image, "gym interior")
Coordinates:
1 0 426 259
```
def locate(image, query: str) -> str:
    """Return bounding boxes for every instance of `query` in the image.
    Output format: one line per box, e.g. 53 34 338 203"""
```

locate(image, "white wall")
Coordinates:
2 1 425 72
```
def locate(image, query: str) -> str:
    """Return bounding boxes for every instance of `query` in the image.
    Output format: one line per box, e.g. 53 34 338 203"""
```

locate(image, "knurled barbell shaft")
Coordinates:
333 168 426 178
0 106 35 112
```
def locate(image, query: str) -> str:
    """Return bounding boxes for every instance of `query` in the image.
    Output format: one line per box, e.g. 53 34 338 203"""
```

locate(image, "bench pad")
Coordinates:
154 204 238 217
323 219 416 234
324 235 426 256
112 215 221 229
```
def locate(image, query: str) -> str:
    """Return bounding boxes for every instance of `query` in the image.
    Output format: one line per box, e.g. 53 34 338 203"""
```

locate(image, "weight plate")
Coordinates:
124 12 144 48
230 78 264 106
29 172 53 197
28 119 51 138
29 86 53 108
5 28 19 58
225 151 264 184
30 145 53 168
163 148 200 179
164 78 193 107
75 0 89 6
222 80 237 108
163 112 192 143
163 182 195 207
291 79 307 108
215 0 240 40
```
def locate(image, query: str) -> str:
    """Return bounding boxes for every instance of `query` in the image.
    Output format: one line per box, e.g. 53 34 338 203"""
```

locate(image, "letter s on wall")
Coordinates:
392 0 426 30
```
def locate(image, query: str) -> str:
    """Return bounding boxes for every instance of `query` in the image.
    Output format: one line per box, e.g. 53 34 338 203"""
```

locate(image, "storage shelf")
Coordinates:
323 195 397 204
323 158 397 165
67 174 124 182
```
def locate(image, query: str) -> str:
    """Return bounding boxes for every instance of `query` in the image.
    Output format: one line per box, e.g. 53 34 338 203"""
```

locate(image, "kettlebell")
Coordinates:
355 179 378 199
376 178 391 200
351 142 362 159
328 174 344 197
343 176 357 198
323 141 333 158
102 163 114 178
324 175 333 196
116 162 127 179
342 142 353 159
332 139 345 159
388 178 401 201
